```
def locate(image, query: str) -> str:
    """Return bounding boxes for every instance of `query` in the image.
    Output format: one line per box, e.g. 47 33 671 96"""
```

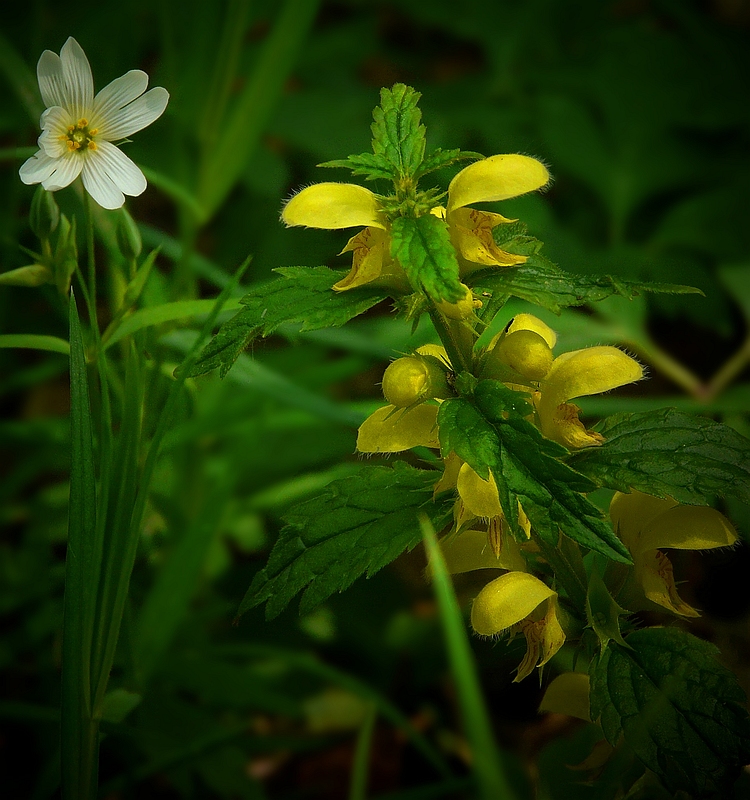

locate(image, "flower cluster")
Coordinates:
20 37 169 210
356 314 643 678
281 154 549 292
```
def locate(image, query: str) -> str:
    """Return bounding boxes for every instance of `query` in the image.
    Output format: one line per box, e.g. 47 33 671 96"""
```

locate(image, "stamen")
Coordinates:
88 141 98 151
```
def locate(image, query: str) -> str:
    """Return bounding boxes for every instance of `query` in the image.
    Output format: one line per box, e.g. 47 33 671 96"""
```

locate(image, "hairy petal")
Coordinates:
283 183 385 230
447 154 550 213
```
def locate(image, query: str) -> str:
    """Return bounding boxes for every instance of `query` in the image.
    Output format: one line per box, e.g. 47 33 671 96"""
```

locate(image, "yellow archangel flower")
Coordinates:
471 571 565 682
610 491 738 617
280 154 549 291
536 346 644 449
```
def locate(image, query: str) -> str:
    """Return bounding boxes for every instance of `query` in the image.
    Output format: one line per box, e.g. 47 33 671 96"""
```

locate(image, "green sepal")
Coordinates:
590 627 750 797
189 267 387 378
567 408 750 505
585 568 630 650
390 214 464 304
470 253 702 315
237 463 453 620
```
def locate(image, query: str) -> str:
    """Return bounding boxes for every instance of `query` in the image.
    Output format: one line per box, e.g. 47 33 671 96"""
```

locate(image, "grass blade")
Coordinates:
420 516 517 800
0 334 70 355
197 0 320 219
349 703 377 800
62 292 100 800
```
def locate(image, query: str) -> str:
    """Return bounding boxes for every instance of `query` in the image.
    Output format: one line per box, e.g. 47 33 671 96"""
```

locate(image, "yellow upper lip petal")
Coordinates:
282 182 386 230
447 154 550 214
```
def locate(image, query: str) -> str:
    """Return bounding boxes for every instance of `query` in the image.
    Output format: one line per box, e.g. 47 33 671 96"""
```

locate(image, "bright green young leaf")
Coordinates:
470 253 702 315
437 398 631 562
415 147 483 179
390 214 464 305
567 409 750 505
590 627 750 797
372 83 426 180
189 267 387 378
318 152 395 182
238 463 452 620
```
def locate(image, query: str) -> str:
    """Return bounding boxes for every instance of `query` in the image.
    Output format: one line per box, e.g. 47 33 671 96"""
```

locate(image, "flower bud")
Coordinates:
116 207 142 261
0 264 54 287
29 187 60 241
436 284 482 320
382 355 451 408
486 330 553 381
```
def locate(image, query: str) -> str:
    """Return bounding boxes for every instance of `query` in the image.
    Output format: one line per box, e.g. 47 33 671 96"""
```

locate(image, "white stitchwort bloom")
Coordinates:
19 37 169 210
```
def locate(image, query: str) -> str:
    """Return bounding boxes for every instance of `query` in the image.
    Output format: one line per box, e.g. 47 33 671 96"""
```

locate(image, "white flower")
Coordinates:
19 37 169 210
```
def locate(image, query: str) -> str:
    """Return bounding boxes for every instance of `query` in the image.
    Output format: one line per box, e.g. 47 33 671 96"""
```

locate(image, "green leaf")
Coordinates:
103 298 243 350
189 267 387 378
62 292 100 799
470 253 702 315
390 214 464 305
0 334 69 355
415 148 483 178
239 463 452 620
567 409 750 505
436 398 631 562
318 152 395 182
371 83 426 180
590 627 750 797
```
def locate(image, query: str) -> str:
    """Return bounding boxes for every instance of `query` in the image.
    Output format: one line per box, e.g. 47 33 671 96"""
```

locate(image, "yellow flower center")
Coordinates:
59 118 99 152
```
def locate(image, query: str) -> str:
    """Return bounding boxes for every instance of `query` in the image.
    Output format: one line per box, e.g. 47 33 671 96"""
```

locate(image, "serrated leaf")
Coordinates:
318 152 395 182
189 267 387 378
567 408 750 505
415 148 483 178
470 253 702 315
590 627 750 797
436 398 631 562
390 214 464 304
238 463 452 620
371 84 426 179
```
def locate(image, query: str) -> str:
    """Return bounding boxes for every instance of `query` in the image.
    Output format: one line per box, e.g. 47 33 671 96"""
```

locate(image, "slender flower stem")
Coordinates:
429 309 473 374
705 333 750 401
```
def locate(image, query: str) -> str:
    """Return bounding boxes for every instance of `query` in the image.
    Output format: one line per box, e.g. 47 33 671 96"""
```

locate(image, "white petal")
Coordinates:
19 151 58 185
92 70 148 126
97 87 169 140
81 156 125 209
38 106 72 157
37 50 66 109
60 37 94 120
94 141 147 197
42 153 83 191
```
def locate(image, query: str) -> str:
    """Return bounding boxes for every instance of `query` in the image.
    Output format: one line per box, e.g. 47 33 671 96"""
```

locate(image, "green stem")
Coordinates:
628 338 704 399
83 192 97 331
428 310 473 374
705 333 750 401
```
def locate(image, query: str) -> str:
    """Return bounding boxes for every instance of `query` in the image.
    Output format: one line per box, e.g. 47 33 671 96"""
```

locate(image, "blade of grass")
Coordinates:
62 292 100 800
102 297 242 349
420 515 517 800
349 703 377 800
197 0 320 220
0 334 70 355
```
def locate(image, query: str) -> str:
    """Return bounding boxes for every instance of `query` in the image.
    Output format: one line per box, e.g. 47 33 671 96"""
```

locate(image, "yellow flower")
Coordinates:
281 154 549 291
610 491 738 617
537 347 643 449
538 672 591 721
470 571 565 681
442 154 550 275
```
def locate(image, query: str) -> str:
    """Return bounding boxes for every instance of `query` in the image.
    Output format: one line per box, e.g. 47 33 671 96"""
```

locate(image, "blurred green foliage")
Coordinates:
1 0 749 797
